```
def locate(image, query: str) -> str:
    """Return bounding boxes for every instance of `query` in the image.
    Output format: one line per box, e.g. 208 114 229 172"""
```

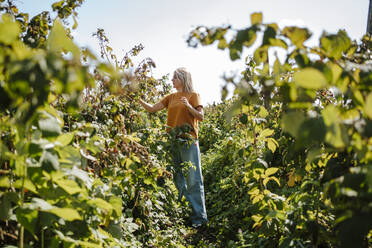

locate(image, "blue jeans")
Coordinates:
171 141 208 225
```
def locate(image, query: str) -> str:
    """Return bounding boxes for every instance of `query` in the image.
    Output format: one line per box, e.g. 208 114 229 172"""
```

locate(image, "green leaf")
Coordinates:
217 38 228 50
251 12 263 25
281 111 305 137
109 196 122 217
0 14 21 45
38 118 61 137
239 113 248 124
254 46 268 64
320 30 351 60
55 132 74 146
282 26 311 48
41 150 60 172
269 38 288 49
265 167 279 177
293 68 327 89
0 176 10 187
88 198 113 213
263 177 280 187
364 93 372 119
14 178 37 194
0 196 12 220
28 198 53 211
259 128 274 139
16 208 38 235
251 214 263 222
328 62 343 84
258 106 269 118
242 28 257 48
55 178 81 195
322 105 348 148
47 20 80 57
48 207 82 221
266 138 278 153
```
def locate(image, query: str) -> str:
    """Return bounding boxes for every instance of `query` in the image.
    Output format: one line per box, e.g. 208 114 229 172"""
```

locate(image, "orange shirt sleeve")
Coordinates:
190 93 202 109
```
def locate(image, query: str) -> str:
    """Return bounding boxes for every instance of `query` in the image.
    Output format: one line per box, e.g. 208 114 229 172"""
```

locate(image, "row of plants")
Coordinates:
189 12 372 247
0 1 193 247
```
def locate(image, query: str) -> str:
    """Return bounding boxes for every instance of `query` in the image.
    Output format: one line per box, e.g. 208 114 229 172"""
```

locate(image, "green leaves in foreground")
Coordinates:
0 14 20 44
293 68 328 89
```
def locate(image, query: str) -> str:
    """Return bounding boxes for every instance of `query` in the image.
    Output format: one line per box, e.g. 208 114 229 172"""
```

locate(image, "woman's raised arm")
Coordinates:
139 99 165 113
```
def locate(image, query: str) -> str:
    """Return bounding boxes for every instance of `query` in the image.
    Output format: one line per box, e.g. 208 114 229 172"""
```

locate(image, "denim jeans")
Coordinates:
171 140 208 225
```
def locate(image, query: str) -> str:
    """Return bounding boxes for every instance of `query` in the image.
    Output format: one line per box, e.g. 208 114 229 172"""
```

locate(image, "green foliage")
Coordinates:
1 1 372 247
188 11 372 248
0 1 188 247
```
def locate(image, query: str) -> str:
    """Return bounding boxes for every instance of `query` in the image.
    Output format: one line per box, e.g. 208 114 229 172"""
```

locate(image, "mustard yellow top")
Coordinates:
161 92 202 138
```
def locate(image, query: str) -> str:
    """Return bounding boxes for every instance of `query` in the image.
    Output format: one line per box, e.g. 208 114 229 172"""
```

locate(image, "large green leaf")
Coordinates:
48 207 82 221
282 26 311 48
0 14 21 45
16 208 38 235
88 198 113 214
109 196 122 217
259 128 274 139
0 192 18 220
265 167 279 177
47 20 80 57
281 111 305 137
55 178 82 195
320 30 351 60
322 105 348 148
55 132 74 146
364 92 372 119
41 150 60 172
0 176 10 187
293 68 327 89
38 118 62 137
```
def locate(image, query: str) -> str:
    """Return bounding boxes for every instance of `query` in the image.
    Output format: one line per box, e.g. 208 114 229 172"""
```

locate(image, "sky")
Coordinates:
20 0 369 105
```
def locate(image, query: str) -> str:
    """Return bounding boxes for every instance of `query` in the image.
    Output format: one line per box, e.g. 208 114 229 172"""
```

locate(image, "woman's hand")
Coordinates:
181 97 204 121
180 97 192 108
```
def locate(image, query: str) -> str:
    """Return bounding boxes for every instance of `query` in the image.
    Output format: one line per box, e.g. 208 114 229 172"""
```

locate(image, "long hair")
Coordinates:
174 67 194 93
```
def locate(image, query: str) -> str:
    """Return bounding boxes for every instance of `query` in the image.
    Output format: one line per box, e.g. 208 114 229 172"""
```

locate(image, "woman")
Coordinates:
139 67 208 227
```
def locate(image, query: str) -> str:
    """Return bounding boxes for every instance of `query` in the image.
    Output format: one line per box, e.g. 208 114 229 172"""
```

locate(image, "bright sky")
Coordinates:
20 0 369 105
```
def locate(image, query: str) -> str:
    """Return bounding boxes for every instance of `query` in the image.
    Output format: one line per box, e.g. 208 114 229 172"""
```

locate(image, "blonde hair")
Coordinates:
174 67 194 93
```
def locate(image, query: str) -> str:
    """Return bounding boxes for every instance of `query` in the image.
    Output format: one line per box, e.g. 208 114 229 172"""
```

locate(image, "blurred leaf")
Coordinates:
320 30 351 60
254 46 268 64
109 196 122 217
265 167 279 177
364 92 372 119
281 111 305 137
48 207 82 221
0 14 21 44
47 20 80 57
259 128 274 139
16 208 38 235
267 138 278 153
239 113 248 124
55 178 81 195
293 68 327 89
38 118 62 137
41 150 60 171
88 198 113 213
251 12 263 25
14 178 37 193
282 26 311 48
0 176 10 187
322 105 347 148
55 132 74 146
